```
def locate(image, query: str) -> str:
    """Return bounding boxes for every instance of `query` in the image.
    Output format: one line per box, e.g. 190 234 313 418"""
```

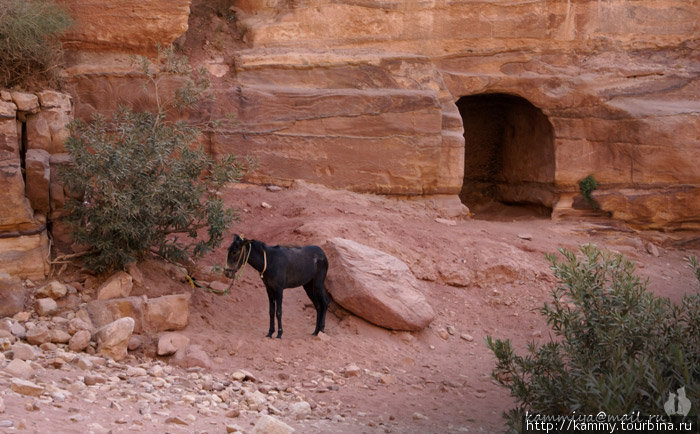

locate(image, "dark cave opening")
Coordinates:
456 93 555 220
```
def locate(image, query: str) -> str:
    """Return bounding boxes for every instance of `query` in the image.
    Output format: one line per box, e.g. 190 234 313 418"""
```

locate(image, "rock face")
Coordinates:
59 0 700 229
0 90 70 281
324 238 435 331
57 0 192 53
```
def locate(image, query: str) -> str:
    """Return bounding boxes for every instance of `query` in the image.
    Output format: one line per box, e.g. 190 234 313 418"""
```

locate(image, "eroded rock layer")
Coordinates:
60 0 700 229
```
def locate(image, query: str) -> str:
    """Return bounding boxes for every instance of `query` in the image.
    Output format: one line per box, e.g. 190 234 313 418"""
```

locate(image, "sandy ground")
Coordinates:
2 181 698 434
187 182 700 433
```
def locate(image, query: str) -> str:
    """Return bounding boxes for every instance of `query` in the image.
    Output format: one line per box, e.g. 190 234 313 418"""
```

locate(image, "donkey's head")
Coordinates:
224 234 251 278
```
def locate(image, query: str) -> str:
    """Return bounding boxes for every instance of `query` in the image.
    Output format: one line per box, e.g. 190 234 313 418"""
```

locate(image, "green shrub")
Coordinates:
60 107 248 273
487 245 699 432
0 0 73 88
579 174 599 208
59 47 249 273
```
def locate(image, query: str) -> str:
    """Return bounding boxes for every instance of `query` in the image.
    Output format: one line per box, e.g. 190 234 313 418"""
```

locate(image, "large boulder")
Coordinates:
324 238 435 331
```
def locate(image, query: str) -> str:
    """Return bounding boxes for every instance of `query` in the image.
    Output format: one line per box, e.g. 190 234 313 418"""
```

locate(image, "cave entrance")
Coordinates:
457 93 555 220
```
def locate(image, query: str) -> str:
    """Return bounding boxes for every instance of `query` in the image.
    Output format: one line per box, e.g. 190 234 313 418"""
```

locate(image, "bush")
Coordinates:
487 245 699 432
579 174 599 208
0 0 73 89
60 107 248 273
59 47 248 273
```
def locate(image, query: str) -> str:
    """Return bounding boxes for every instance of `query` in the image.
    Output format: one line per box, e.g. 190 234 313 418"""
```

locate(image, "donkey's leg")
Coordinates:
315 276 329 334
274 288 284 339
265 287 276 338
304 282 322 335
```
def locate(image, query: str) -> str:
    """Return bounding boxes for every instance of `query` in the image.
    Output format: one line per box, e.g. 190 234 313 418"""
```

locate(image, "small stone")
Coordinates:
288 401 311 419
95 317 134 361
446 325 456 335
165 416 189 425
68 330 91 352
83 374 105 386
13 311 31 322
10 322 26 338
10 378 44 396
0 397 4 413
225 408 240 418
266 185 283 192
50 329 72 344
25 400 40 411
313 331 330 342
0 420 12 428
343 364 362 377
226 424 241 433
251 414 294 434
35 298 58 316
434 218 457 226
645 242 660 257
379 374 397 385
128 334 143 351
5 358 34 379
11 342 38 361
36 281 68 299
158 332 190 356
438 329 449 340
148 364 164 377
40 342 58 351
96 271 133 301
25 325 50 345
126 366 147 377
67 318 92 335
261 202 272 209
412 412 428 420
460 334 474 342
517 233 533 240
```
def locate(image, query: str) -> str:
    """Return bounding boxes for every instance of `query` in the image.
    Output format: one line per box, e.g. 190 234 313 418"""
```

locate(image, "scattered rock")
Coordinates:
68 318 92 335
172 344 212 369
36 281 68 299
324 238 435 331
165 416 189 425
50 329 72 344
517 233 533 240
96 271 133 301
68 330 92 352
35 298 58 316
342 364 362 377
144 293 190 332
10 321 26 338
11 342 38 361
25 325 50 345
261 202 272 209
251 414 295 434
645 242 660 257
435 218 457 226
94 317 135 361
289 401 312 419
158 332 190 356
128 334 143 351
10 378 44 396
460 334 474 342
5 358 34 379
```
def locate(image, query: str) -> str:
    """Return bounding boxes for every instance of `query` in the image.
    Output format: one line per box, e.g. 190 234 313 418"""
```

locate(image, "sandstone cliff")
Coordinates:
58 0 700 229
